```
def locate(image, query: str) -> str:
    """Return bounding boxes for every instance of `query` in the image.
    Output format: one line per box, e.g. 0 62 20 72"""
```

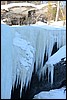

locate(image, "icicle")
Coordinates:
48 64 51 82
37 26 66 83
51 64 54 85
62 30 66 46
38 63 47 81
35 28 47 72
20 82 23 98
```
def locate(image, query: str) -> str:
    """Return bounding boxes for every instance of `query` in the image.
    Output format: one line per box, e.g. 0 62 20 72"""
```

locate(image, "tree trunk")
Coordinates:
55 1 60 21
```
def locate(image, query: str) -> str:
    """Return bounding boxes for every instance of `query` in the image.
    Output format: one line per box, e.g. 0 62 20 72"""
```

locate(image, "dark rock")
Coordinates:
51 42 58 56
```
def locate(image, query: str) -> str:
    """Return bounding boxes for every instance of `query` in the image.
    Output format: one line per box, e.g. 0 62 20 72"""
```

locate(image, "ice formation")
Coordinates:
38 45 66 85
1 23 66 99
1 24 13 99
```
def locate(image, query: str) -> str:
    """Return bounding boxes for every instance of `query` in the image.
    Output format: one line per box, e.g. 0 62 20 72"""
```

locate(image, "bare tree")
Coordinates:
55 1 60 21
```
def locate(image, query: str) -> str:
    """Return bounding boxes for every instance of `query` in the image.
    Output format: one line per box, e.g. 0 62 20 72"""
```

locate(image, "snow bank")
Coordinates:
33 87 66 99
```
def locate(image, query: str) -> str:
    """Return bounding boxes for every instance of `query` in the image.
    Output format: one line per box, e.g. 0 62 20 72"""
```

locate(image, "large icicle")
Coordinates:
35 29 47 72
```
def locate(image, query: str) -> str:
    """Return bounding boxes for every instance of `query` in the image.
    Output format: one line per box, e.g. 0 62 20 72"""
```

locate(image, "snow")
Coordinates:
1 2 56 10
50 21 66 27
31 21 66 30
1 3 37 10
33 87 66 99
1 20 6 24
1 22 66 99
47 45 66 65
35 3 48 9
34 21 48 25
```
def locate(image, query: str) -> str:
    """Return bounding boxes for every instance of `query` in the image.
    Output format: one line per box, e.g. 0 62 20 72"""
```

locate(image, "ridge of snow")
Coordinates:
1 3 37 10
31 22 66 30
1 2 56 10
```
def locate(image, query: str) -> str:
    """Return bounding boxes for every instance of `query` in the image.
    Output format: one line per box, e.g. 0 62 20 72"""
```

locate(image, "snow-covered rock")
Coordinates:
33 87 66 99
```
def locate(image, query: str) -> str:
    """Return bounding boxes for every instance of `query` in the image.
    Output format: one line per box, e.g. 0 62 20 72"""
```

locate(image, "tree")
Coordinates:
55 1 60 21
47 1 53 24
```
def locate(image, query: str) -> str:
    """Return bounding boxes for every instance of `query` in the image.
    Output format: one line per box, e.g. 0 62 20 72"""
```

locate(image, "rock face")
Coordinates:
11 57 66 99
53 57 66 88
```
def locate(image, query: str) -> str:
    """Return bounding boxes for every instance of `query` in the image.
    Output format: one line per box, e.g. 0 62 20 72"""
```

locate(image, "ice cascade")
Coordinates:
1 24 66 99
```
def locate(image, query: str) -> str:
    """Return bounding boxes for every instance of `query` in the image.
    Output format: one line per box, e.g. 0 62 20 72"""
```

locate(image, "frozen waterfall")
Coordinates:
1 23 66 99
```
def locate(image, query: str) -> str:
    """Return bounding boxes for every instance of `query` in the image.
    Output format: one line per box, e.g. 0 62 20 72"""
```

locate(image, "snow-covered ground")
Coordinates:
31 21 66 30
1 2 56 10
33 87 66 99
31 21 66 28
1 3 37 10
50 20 66 27
1 21 66 99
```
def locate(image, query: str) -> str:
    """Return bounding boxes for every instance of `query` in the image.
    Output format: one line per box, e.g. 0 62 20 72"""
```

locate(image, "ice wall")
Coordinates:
1 24 13 99
1 23 66 99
